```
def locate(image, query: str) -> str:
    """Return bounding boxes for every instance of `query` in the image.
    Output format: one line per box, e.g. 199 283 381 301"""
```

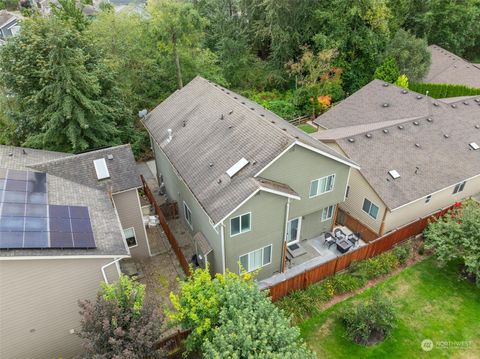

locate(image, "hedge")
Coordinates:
409 83 480 99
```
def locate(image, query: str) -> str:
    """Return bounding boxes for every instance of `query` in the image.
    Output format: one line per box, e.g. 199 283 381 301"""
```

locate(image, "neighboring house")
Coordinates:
313 80 480 238
423 44 480 88
0 144 149 359
143 76 358 280
0 10 20 43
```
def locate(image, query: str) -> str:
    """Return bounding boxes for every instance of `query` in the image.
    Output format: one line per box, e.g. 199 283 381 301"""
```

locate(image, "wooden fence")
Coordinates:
268 205 453 301
155 328 191 356
140 175 191 276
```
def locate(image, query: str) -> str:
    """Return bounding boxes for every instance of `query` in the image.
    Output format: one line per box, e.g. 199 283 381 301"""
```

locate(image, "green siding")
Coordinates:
261 145 349 239
152 139 223 274
225 191 287 280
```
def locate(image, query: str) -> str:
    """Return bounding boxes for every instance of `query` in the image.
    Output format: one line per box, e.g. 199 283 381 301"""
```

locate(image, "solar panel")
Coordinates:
0 168 96 250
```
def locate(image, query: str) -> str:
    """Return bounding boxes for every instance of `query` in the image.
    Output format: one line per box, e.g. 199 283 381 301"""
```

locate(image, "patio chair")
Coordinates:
334 228 346 240
347 233 359 247
324 232 336 248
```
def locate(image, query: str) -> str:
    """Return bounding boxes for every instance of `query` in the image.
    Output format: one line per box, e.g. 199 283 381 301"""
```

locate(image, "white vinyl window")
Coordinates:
230 212 251 236
239 245 272 273
362 198 379 219
452 181 466 194
123 227 137 248
183 201 192 228
321 205 335 221
309 174 335 198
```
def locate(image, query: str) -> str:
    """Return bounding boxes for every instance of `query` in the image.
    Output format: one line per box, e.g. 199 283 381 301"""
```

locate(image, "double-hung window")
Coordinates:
230 212 251 236
321 205 335 221
123 228 137 248
239 245 272 272
452 181 466 194
183 201 192 228
362 198 379 219
309 174 335 198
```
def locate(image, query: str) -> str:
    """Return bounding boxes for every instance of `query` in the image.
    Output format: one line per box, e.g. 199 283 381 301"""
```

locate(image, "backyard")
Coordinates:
299 258 480 358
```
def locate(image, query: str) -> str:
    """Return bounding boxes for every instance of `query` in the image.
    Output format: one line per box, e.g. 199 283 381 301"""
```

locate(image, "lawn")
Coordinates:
299 258 480 358
298 123 317 134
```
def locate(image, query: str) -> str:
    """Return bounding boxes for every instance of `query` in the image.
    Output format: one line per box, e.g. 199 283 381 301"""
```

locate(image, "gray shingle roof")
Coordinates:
143 76 356 224
30 144 142 194
314 81 480 209
423 45 480 88
0 145 132 257
0 11 17 29
314 80 435 129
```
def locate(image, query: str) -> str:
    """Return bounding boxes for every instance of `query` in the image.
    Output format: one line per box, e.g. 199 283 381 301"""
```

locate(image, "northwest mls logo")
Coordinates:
421 339 434 351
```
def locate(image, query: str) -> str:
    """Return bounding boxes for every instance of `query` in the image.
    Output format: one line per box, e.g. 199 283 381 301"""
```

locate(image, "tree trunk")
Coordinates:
173 35 183 89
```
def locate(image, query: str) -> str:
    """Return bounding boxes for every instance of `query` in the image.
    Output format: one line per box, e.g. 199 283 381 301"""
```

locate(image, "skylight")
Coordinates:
388 170 400 179
93 158 110 180
469 142 479 150
226 158 249 178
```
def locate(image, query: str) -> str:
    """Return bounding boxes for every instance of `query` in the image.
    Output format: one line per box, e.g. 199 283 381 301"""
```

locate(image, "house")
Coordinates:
0 10 19 43
313 80 480 239
142 76 358 280
0 144 150 359
422 45 480 88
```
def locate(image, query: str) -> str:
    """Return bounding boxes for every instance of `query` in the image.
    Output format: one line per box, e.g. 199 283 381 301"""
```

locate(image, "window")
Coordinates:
309 174 335 198
239 245 272 272
183 201 192 228
230 212 251 236
123 228 137 248
321 205 334 221
425 195 432 203
345 185 350 198
362 198 379 219
453 181 466 194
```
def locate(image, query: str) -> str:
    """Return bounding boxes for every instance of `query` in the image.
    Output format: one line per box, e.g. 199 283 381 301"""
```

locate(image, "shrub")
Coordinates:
393 242 412 264
331 273 366 294
350 253 399 280
409 82 480 99
340 290 396 345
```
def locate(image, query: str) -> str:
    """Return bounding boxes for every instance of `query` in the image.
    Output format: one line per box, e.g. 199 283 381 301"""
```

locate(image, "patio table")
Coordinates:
336 239 352 253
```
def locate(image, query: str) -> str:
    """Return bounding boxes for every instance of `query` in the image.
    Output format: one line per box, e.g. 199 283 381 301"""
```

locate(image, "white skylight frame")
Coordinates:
388 170 400 179
93 158 110 180
226 158 249 178
469 142 479 150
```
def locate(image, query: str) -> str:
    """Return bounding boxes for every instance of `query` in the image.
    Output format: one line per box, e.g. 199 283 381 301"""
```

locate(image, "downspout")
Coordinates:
220 222 226 273
281 198 291 272
101 258 122 284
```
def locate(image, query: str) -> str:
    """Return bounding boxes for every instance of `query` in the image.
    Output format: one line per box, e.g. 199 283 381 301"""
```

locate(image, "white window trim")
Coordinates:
239 244 272 273
309 174 336 198
452 181 466 195
183 201 193 229
123 227 138 249
321 205 334 222
286 217 302 244
230 212 252 237
362 198 379 220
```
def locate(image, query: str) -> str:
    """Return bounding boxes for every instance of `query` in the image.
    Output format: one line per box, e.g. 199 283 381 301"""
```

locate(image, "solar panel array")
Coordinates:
0 169 96 249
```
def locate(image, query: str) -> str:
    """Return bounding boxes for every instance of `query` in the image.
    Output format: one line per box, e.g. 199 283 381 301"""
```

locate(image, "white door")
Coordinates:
286 217 301 245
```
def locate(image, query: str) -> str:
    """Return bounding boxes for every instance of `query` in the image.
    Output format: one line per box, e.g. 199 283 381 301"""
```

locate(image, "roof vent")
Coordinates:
475 125 480 129
226 158 249 178
383 83 389 87
209 163 214 167
382 103 389 108
426 118 433 123
228 125 233 129
220 114 224 120
229 110 233 115
348 138 355 143
401 90 408 94
365 133 372 138
241 101 245 104
233 96 238 99
416 95 423 99
282 128 287 131
107 154 114 160
415 143 421 148
413 121 419 126
183 120 187 127
250 107 255 110
433 102 439 106
260 114 265 117
93 158 110 180
444 134 449 139
451 104 457 108
463 102 469 105
475 99 480 103
398 125 404 130
167 129 173 142
469 142 479 150
382 129 389 134
388 170 400 179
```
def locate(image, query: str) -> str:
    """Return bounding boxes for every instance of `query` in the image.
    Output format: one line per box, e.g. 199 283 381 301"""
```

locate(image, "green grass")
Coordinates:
299 258 480 359
298 123 317 134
